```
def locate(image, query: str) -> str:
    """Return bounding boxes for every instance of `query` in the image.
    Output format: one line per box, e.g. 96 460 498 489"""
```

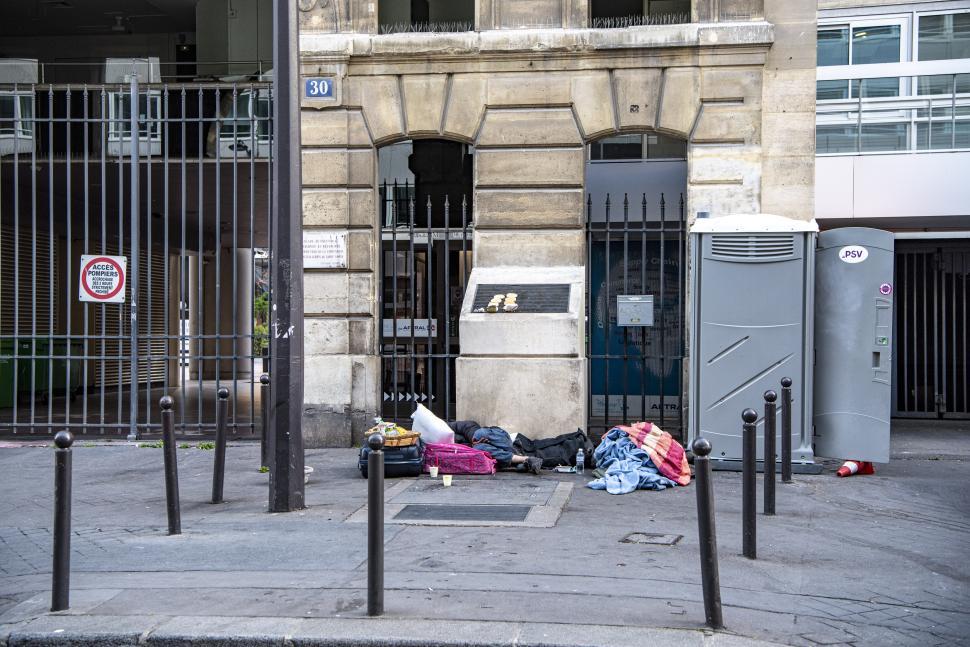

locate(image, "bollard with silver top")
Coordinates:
763 390 777 516
781 377 793 483
742 408 757 559
160 396 181 535
692 437 723 629
51 430 74 611
367 433 385 617
211 387 230 504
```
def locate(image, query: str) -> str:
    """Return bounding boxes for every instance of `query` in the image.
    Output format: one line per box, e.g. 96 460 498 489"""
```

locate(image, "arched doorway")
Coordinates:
378 139 474 423
585 132 688 440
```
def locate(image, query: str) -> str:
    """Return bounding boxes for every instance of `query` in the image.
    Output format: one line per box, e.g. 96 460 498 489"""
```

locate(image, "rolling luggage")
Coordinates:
358 440 425 478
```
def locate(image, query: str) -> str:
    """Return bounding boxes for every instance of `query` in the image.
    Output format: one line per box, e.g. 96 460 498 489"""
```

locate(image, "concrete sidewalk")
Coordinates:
0 425 968 646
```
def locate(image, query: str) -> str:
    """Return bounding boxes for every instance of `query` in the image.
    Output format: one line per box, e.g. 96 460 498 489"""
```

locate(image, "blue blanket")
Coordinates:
587 428 678 494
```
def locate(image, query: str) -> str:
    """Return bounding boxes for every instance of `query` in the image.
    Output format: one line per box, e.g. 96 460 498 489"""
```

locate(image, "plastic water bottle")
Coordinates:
575 448 585 475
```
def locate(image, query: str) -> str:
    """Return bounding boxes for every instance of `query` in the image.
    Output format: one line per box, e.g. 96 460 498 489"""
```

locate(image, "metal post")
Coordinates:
269 0 305 513
781 377 793 483
161 396 182 534
212 387 230 504
128 72 140 441
742 408 757 559
367 434 385 617
51 431 74 612
260 374 270 469
763 391 777 516
691 437 723 630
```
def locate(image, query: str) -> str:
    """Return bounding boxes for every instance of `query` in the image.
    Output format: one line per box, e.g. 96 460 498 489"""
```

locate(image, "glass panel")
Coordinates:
851 78 900 98
590 135 642 160
0 96 14 135
852 25 901 65
255 96 271 141
860 123 908 152
919 13 970 61
817 80 850 100
917 74 970 95
816 125 858 153
112 94 161 139
818 27 850 66
645 133 687 159
19 96 33 137
220 93 252 139
916 121 970 149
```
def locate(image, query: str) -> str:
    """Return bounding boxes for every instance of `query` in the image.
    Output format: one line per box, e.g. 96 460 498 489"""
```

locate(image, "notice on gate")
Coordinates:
303 231 347 269
78 255 127 303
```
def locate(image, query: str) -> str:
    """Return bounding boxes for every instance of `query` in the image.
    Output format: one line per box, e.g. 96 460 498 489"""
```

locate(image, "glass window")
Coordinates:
818 27 850 66
590 135 642 160
111 94 161 139
0 96 14 135
917 121 970 150
221 93 252 139
254 95 271 141
19 96 32 137
851 78 900 98
918 13 970 61
816 125 858 154
917 74 970 95
860 123 908 152
852 25 901 64
817 80 849 101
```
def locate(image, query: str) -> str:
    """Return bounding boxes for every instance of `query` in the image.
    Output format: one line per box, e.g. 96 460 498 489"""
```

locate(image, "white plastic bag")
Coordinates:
411 403 455 444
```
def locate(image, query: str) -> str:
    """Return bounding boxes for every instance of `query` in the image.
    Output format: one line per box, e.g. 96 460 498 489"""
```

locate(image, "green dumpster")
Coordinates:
51 340 83 400
0 339 15 408
17 339 50 404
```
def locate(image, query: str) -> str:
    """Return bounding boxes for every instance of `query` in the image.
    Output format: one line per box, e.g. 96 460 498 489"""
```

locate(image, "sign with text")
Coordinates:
382 318 438 338
304 77 335 100
303 231 347 269
78 255 127 303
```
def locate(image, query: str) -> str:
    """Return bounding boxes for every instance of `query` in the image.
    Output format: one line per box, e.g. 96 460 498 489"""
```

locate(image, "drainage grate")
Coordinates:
394 504 532 522
620 532 683 546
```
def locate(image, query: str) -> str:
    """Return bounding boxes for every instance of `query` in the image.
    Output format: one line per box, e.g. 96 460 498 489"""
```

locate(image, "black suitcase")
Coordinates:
358 441 425 478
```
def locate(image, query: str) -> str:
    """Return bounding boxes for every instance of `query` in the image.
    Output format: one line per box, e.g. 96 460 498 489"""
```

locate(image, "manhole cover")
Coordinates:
620 532 683 546
394 504 532 522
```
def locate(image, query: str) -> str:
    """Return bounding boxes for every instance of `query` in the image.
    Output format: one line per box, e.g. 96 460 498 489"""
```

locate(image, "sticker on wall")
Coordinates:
879 283 893 295
838 245 869 264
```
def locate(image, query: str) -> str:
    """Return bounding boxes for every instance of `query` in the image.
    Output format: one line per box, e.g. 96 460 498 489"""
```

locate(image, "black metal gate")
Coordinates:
379 182 471 424
585 193 687 441
0 75 272 437
894 242 970 419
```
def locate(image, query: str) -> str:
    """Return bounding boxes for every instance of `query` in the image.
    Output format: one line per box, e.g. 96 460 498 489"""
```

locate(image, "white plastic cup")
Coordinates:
429 466 439 478
442 474 453 487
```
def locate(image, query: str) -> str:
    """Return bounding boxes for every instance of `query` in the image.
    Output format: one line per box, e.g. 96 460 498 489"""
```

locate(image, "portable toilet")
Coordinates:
688 214 818 468
104 57 162 157
0 59 38 158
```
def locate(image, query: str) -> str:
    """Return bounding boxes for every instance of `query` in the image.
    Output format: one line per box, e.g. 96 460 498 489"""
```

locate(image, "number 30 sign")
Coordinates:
304 77 335 100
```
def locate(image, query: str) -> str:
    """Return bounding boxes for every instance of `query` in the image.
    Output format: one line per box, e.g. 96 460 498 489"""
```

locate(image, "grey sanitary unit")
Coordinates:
688 215 818 466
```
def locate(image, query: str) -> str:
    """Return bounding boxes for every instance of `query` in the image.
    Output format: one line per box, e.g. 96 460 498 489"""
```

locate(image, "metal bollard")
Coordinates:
51 430 74 612
367 433 385 617
780 377 793 483
211 387 230 504
259 374 270 470
160 396 182 535
742 408 757 559
763 391 777 516
692 437 723 630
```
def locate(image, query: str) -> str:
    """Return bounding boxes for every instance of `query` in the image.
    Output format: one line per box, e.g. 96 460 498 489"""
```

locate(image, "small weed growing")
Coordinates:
178 443 191 449
139 441 164 448
258 466 269 473
197 442 215 450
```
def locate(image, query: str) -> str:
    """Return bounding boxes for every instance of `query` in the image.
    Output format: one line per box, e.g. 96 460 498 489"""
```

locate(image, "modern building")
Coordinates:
815 0 969 420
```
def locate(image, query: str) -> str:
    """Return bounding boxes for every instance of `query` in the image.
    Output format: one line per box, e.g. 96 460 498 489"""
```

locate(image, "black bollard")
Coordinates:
51 430 74 612
367 433 385 617
742 408 757 559
211 387 230 504
692 437 723 630
259 374 270 470
763 391 777 516
780 377 793 483
160 396 182 535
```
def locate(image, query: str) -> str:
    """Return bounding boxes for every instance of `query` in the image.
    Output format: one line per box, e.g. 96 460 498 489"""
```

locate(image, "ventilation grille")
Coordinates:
710 234 795 259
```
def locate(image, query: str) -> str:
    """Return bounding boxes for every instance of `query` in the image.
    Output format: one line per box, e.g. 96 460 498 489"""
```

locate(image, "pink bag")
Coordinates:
424 443 497 475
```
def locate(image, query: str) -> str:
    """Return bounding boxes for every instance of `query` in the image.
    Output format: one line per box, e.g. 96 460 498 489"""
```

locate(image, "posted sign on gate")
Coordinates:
78 255 127 303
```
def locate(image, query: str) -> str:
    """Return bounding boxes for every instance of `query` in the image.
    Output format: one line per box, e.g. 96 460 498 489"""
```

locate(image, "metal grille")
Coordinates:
379 181 471 423
0 78 273 437
710 234 796 260
895 243 970 419
586 193 687 441
394 504 532 522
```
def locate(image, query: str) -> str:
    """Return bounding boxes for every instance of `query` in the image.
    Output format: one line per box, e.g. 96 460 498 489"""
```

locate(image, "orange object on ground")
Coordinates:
836 460 875 477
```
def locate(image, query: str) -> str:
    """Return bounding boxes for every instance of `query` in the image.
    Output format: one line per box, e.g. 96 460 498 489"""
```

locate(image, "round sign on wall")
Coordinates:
78 255 127 303
838 245 869 264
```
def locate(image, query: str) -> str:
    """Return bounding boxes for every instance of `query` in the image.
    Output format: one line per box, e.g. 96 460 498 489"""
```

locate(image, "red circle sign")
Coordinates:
81 256 125 300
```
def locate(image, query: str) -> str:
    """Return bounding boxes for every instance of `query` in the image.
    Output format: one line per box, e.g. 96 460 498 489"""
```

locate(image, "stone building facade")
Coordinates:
294 0 815 446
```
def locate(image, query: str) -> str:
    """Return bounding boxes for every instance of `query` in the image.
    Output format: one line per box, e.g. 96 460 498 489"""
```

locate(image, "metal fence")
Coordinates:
379 182 471 424
894 243 970 419
585 192 687 441
0 78 273 437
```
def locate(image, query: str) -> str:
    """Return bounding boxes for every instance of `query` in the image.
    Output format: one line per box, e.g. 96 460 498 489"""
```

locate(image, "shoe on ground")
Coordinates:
526 456 542 475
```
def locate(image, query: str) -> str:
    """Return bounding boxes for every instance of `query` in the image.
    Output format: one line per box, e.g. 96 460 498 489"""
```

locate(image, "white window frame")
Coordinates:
107 90 163 144
818 14 912 99
915 8 970 63
0 92 34 140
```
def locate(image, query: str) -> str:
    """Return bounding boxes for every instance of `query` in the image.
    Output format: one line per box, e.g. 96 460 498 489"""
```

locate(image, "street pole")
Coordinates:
269 0 305 512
